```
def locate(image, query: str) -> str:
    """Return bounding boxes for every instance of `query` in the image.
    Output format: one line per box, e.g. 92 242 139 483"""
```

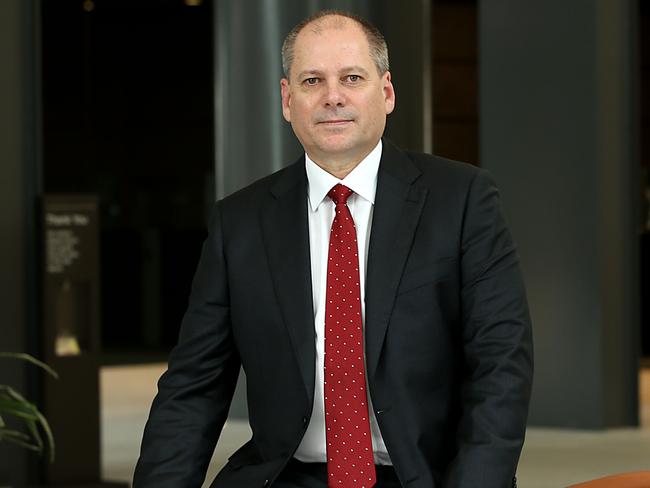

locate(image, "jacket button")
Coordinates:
263 479 270 487
302 416 308 424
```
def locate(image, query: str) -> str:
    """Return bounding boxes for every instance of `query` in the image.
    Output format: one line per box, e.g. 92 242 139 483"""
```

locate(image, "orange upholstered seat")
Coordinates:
567 472 650 488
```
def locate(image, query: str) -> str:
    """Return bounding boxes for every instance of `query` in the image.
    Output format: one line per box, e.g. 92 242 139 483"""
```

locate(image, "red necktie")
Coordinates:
324 184 376 488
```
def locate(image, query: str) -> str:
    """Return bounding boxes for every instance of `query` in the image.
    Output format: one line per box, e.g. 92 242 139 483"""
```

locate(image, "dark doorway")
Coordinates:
431 0 478 166
41 0 214 359
640 0 650 361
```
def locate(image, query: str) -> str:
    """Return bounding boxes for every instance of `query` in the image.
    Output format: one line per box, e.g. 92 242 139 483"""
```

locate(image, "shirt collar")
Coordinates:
305 140 382 212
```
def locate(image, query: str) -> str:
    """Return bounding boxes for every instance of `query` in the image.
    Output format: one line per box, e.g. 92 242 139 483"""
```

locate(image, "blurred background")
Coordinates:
0 0 648 486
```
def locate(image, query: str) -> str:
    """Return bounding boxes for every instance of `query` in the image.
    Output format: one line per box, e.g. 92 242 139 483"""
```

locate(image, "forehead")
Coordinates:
292 17 372 68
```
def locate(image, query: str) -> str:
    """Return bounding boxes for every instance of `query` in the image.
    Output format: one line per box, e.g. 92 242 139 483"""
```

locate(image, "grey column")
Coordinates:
480 0 639 428
0 0 41 482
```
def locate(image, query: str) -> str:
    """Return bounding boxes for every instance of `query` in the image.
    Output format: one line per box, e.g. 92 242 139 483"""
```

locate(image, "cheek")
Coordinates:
292 102 315 129
289 108 313 142
288 109 305 131
368 99 388 126
286 97 302 117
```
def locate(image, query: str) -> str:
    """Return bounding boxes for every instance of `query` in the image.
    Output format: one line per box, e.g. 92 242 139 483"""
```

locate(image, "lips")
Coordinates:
318 119 353 125
315 112 355 125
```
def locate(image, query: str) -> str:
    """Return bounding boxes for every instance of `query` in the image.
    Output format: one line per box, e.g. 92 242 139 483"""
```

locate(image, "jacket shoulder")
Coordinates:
217 157 305 211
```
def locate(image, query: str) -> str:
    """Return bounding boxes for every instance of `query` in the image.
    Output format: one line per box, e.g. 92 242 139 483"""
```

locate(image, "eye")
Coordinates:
304 77 319 86
346 74 361 83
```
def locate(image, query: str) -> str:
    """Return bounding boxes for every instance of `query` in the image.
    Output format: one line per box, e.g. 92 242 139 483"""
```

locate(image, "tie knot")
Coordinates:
328 184 353 205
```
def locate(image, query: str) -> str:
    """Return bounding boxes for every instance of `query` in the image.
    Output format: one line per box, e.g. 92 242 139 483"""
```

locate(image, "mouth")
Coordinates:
317 119 353 126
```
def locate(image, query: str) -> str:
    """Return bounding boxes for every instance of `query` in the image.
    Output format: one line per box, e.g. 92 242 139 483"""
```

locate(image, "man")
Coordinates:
134 10 533 488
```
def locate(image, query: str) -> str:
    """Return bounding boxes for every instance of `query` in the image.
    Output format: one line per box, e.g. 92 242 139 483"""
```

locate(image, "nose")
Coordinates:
323 80 345 108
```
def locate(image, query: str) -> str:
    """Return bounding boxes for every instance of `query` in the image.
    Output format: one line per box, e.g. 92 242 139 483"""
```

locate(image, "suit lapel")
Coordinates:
260 159 315 405
365 140 427 381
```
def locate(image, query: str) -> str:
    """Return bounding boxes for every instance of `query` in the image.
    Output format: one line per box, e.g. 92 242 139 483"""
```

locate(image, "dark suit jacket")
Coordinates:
133 139 533 488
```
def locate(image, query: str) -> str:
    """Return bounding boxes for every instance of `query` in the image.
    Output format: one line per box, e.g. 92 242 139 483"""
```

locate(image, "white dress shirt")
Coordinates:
293 140 392 465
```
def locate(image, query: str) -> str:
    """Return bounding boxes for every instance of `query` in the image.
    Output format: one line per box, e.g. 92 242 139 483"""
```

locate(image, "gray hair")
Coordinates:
281 10 389 79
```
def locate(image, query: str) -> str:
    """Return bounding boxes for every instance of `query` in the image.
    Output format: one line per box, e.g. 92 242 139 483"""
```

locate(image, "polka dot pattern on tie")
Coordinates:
324 184 376 488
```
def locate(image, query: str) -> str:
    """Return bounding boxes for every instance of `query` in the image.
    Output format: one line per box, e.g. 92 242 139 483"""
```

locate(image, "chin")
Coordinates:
315 136 358 155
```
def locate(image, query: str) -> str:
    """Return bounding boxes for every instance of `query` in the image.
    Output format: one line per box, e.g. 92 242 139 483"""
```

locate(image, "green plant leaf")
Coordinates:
0 384 37 406
0 352 56 462
23 417 44 450
0 387 40 420
0 402 39 421
0 353 58 379
34 409 54 463
0 425 42 453
0 427 31 442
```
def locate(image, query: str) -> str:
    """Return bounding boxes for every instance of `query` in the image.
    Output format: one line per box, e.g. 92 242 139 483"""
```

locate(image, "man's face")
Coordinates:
280 18 395 167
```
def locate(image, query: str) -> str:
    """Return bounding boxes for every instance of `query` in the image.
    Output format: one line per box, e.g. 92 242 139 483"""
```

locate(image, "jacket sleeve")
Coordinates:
133 202 241 488
443 169 534 488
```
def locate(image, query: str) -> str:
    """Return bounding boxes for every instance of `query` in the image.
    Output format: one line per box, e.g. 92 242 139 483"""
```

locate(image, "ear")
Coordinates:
382 71 396 115
280 78 291 122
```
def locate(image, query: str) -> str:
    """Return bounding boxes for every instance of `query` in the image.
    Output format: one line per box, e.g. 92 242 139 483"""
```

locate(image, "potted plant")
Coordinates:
0 353 57 463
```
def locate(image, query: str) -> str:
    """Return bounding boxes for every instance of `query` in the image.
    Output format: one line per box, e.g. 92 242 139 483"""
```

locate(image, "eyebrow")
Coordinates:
295 65 372 80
